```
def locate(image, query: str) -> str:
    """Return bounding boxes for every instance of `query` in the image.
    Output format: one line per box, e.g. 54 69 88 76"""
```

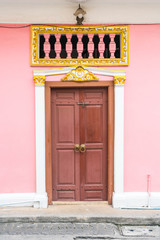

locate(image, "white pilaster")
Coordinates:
34 78 48 208
35 85 46 194
114 85 124 193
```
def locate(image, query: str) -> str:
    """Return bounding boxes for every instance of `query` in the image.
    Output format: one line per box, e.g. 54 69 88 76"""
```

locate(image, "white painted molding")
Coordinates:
0 193 48 208
33 67 126 77
1 192 160 209
86 68 126 77
114 86 124 193
113 192 160 209
33 66 126 208
33 67 75 76
35 86 46 196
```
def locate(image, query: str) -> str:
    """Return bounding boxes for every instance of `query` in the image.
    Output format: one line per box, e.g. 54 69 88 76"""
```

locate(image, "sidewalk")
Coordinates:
0 202 160 239
1 202 160 224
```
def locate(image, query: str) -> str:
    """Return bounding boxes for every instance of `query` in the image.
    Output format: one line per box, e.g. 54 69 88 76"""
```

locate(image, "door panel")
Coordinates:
80 88 107 201
85 150 102 184
85 191 102 200
56 106 75 143
85 106 103 143
52 89 80 201
57 190 75 201
52 88 107 201
57 150 75 184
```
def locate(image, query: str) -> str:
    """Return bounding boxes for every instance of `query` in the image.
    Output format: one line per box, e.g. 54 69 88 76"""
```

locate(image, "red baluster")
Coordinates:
77 34 83 58
43 34 50 59
88 34 94 59
55 34 61 59
109 34 116 58
66 34 72 59
99 34 105 58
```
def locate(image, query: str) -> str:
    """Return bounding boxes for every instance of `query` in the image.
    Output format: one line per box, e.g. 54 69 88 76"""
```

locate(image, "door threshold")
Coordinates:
52 201 108 205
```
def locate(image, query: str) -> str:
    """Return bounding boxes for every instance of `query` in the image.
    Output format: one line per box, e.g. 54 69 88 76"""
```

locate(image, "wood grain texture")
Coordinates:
45 81 114 204
52 89 80 201
45 86 52 204
46 81 114 88
108 85 114 204
80 88 107 201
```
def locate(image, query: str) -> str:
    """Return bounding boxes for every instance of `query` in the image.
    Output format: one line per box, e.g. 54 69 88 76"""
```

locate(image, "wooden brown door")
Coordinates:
51 88 107 201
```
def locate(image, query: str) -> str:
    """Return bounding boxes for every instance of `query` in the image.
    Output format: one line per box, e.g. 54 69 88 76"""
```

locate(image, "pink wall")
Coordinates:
124 25 160 192
0 24 160 194
0 26 36 193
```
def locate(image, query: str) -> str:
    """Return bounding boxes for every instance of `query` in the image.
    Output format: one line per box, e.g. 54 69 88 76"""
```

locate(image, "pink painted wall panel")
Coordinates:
0 26 36 193
124 25 160 192
0 24 160 193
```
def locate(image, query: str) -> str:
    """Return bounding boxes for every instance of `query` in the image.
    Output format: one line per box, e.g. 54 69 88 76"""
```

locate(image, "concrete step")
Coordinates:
1 205 160 239
0 221 160 238
0 235 160 240
0 236 73 240
0 222 119 236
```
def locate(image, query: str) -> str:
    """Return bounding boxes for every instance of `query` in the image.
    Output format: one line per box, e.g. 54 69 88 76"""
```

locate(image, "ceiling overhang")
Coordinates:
0 0 160 24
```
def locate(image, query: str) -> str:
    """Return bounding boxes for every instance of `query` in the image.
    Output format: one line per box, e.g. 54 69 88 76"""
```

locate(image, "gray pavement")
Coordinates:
0 236 160 240
0 236 73 240
1 203 160 225
1 203 160 220
0 203 160 239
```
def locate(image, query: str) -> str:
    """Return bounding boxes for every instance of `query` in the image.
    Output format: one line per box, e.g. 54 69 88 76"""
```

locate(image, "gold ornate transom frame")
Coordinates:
31 25 129 67
61 66 99 81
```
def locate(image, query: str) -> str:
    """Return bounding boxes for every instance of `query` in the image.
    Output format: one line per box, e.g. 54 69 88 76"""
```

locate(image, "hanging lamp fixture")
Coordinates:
74 4 86 25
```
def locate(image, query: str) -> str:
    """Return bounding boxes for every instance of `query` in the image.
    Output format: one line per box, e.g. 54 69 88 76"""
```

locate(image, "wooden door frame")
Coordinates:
45 81 114 205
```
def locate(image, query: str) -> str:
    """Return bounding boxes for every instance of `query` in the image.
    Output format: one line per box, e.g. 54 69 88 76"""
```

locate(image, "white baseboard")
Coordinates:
0 192 48 208
113 192 160 209
1 192 160 209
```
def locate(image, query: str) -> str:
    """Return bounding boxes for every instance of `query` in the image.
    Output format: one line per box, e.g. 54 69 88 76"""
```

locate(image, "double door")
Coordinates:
51 88 108 201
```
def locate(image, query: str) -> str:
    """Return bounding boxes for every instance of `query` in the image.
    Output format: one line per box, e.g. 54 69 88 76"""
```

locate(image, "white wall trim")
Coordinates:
35 85 46 195
2 192 160 209
34 85 48 208
114 86 124 193
86 68 126 77
113 192 160 209
33 67 126 77
34 67 75 76
0 193 48 208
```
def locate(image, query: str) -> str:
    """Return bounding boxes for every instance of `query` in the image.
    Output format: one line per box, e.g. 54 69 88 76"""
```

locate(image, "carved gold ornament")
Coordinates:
31 25 129 66
34 75 46 86
61 66 99 81
114 76 126 86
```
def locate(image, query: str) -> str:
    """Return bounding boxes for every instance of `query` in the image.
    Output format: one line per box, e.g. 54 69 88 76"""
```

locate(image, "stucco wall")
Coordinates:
0 26 36 193
124 25 160 192
0 24 160 194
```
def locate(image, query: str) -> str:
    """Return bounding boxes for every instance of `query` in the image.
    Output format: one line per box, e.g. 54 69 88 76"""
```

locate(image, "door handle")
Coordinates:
80 144 86 153
74 144 80 152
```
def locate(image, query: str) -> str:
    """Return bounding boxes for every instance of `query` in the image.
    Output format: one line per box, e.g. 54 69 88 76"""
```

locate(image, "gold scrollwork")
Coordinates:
61 66 99 81
31 25 129 66
114 76 126 86
34 75 46 86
